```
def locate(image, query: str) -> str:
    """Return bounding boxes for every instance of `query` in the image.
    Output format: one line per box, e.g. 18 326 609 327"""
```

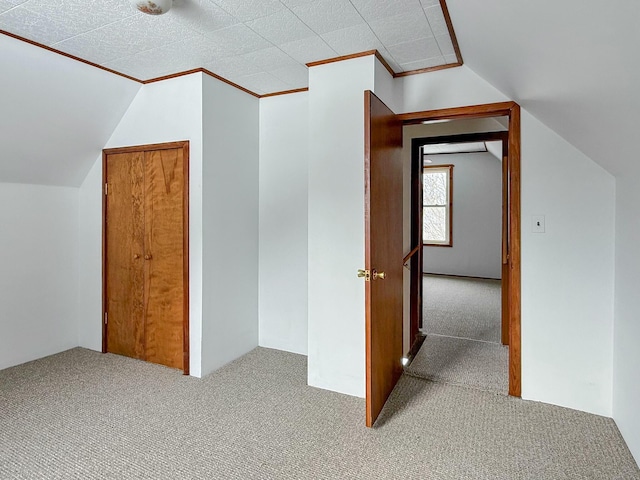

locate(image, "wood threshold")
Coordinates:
408 103 521 397
423 272 501 281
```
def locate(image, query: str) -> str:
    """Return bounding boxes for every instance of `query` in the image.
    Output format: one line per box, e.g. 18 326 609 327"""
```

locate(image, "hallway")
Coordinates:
405 274 508 394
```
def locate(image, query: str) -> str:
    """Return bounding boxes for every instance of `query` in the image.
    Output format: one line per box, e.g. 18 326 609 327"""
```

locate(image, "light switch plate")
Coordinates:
532 215 545 233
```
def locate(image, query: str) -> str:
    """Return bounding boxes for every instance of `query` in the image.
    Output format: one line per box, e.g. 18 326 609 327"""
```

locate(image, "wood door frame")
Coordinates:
102 140 190 375
399 102 521 397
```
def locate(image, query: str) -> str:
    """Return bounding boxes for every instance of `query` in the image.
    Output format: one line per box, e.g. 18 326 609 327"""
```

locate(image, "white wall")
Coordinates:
200 74 260 376
307 55 376 397
0 34 140 187
78 73 205 376
613 173 640 464
258 92 309 355
519 110 614 416
0 183 79 370
422 152 502 279
400 67 615 416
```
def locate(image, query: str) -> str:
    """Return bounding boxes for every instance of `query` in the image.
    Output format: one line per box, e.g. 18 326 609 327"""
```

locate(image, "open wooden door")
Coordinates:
364 91 404 427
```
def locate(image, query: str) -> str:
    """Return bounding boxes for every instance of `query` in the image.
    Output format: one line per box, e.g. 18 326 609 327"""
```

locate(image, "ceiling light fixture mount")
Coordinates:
131 0 172 15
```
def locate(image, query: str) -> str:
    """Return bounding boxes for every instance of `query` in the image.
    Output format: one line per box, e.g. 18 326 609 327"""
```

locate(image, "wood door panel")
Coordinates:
365 91 404 427
143 148 184 370
106 152 145 359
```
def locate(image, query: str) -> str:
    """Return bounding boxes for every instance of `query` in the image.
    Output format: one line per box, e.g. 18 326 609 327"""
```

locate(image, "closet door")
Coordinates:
104 142 188 372
105 151 146 360
143 148 185 369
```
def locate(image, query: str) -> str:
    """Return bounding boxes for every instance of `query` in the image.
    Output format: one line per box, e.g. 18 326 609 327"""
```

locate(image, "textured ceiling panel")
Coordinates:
0 0 462 95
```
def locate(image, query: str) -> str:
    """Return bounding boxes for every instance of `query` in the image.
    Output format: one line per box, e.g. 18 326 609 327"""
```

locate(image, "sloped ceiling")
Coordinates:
0 34 140 186
0 0 460 96
446 0 640 176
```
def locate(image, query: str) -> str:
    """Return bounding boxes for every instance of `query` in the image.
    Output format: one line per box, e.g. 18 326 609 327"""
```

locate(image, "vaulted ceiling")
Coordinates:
446 0 640 177
0 0 461 95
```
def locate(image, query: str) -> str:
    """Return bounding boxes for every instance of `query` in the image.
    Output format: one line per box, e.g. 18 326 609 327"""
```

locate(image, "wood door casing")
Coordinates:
365 91 404 427
103 141 189 373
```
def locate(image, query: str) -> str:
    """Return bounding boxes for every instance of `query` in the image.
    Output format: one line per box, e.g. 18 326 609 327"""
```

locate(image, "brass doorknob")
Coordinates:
373 270 386 280
144 254 152 260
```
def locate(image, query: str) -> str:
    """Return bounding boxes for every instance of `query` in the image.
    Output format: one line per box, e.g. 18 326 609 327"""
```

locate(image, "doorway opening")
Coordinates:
400 103 521 397
406 131 508 394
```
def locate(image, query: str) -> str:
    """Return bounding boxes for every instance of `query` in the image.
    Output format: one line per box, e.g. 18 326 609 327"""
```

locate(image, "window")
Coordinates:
423 165 453 246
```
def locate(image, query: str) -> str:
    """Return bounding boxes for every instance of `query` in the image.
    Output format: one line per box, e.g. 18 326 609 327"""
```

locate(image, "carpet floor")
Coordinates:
405 334 509 394
422 274 502 343
1 348 638 479
409 274 507 394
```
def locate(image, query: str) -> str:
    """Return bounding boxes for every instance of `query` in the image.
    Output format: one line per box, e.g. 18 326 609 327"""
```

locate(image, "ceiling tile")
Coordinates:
368 11 433 47
269 63 309 88
321 23 383 56
444 53 458 64
0 0 27 12
424 4 449 36
239 46 299 71
291 0 364 35
204 23 271 55
0 6 80 45
279 0 314 7
377 48 402 73
103 49 176 80
21 0 136 35
435 33 455 56
349 0 423 22
234 72 290 95
387 36 442 64
203 55 262 79
245 8 314 45
399 55 446 72
172 0 238 34
211 0 285 22
53 14 200 65
279 36 337 64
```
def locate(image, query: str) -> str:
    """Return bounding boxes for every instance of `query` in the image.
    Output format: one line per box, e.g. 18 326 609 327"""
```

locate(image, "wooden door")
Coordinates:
364 91 404 427
104 142 189 372
105 151 145 361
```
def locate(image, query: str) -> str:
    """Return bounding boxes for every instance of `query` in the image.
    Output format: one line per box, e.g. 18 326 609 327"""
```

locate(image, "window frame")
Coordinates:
422 164 453 247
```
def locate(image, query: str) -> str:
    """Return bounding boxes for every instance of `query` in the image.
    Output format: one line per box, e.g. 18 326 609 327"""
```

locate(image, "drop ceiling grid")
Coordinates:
0 0 461 95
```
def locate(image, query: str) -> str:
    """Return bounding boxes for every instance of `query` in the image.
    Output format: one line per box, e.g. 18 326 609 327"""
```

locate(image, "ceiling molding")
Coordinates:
2 0 466 100
0 29 141 84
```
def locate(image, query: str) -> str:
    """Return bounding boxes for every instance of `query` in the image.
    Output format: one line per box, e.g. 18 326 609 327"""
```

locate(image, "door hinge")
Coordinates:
104 312 108 325
104 183 108 196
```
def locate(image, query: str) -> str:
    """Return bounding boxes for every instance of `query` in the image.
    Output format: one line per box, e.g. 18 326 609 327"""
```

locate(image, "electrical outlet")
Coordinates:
532 215 545 233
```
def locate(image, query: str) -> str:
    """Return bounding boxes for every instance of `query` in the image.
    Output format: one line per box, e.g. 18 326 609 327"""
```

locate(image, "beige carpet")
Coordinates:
405 334 508 394
423 274 502 343
410 274 507 394
1 348 638 479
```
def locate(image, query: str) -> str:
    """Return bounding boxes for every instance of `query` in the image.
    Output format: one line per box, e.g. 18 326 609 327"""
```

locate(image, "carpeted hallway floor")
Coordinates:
1 348 638 479
407 275 508 394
